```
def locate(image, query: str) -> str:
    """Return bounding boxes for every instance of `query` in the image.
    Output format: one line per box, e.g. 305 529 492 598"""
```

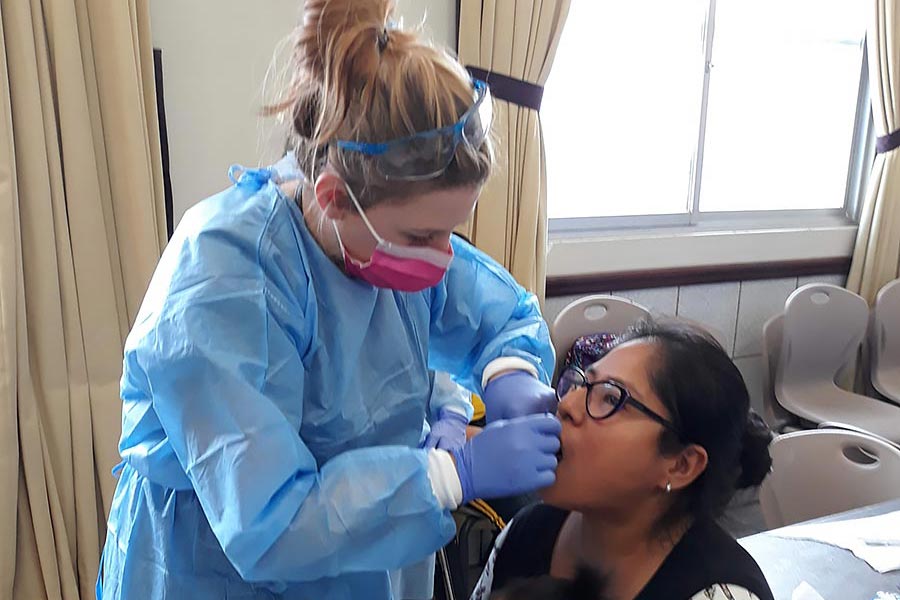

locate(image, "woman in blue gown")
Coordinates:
97 0 562 598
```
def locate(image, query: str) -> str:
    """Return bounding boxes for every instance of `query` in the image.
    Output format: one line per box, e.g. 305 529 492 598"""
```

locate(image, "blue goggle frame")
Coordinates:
335 79 493 181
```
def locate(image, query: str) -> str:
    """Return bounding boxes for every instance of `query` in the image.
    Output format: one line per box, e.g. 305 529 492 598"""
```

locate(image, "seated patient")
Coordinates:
472 320 775 600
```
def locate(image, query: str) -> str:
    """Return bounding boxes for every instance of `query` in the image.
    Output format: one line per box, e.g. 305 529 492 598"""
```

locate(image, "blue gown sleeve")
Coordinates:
428 371 475 422
427 237 556 395
132 221 455 583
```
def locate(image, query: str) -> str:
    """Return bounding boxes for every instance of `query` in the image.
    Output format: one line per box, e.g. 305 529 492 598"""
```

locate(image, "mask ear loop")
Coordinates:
329 183 378 268
343 181 387 246
331 220 347 255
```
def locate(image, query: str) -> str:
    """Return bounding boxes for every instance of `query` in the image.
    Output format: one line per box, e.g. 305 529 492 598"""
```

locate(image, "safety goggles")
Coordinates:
335 79 493 181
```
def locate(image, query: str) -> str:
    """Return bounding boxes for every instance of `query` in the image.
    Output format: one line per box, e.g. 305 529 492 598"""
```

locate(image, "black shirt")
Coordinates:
472 503 774 600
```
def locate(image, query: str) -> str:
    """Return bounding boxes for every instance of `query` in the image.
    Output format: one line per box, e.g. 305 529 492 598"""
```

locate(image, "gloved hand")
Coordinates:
423 409 469 451
483 371 558 424
450 414 561 504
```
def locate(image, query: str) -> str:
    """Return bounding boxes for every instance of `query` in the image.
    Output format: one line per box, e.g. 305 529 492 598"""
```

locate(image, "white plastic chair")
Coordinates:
759 429 900 528
761 314 800 432
817 421 900 451
775 284 900 442
550 295 651 377
871 279 900 403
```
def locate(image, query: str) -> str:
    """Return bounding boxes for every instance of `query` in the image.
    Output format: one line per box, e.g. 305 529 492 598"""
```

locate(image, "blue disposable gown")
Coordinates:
96 165 554 599
389 372 473 600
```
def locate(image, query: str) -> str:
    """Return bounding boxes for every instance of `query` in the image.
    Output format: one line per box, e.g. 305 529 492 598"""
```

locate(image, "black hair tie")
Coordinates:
377 29 389 53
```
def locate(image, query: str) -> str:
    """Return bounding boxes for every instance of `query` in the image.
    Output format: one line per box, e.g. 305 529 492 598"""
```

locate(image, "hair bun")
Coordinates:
737 410 774 488
296 0 393 79
287 0 396 145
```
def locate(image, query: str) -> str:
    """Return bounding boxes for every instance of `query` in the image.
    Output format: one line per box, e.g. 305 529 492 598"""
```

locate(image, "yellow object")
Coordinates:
471 393 486 421
470 499 506 530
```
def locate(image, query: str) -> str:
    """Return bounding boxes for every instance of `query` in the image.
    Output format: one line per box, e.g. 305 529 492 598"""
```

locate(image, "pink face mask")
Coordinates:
332 184 454 292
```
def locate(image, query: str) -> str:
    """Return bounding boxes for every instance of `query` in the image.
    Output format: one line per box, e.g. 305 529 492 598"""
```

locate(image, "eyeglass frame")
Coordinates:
556 365 685 439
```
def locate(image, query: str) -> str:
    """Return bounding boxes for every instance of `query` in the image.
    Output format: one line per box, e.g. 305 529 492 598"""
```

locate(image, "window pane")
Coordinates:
544 0 707 219
699 0 866 212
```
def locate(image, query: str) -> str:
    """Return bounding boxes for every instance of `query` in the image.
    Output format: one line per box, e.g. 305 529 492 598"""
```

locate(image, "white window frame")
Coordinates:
547 2 874 276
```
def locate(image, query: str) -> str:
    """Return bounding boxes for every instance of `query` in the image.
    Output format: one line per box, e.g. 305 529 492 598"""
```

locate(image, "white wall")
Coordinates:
151 0 457 226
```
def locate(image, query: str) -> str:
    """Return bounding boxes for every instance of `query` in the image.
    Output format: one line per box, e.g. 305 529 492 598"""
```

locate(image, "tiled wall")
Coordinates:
544 274 848 416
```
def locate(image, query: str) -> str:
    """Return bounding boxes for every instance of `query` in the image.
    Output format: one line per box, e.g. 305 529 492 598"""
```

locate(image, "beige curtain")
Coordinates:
457 0 571 302
847 0 900 303
0 0 166 598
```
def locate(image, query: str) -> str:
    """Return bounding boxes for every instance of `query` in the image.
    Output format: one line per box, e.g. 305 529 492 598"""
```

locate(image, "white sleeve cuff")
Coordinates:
426 450 463 510
441 404 472 419
431 372 475 421
481 357 539 389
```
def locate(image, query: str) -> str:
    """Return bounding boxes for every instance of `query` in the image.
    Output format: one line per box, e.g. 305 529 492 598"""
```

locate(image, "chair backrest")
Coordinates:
550 295 651 376
777 284 868 389
872 279 900 394
761 313 797 430
817 421 900 451
759 429 900 528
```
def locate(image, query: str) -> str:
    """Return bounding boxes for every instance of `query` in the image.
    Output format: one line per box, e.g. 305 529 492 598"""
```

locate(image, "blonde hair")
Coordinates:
265 0 493 208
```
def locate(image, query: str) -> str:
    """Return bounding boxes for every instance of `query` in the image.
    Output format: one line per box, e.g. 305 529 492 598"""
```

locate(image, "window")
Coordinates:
543 0 869 225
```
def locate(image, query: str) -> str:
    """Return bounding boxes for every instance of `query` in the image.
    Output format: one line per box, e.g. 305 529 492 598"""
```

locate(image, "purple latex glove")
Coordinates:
423 409 469 451
450 414 561 504
484 371 558 424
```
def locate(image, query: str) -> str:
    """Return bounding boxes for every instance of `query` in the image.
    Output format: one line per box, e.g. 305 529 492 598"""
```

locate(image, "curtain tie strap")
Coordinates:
876 128 900 154
466 66 544 111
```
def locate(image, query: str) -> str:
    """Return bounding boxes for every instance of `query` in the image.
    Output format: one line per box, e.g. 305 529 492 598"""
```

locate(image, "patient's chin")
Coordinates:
538 470 571 507
538 483 557 505
538 458 597 511
539 486 578 511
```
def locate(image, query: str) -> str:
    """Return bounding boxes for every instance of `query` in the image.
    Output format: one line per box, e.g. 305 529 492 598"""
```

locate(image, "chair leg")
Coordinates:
437 547 456 600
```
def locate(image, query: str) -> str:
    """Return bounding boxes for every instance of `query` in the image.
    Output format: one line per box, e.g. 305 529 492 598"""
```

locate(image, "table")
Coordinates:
739 499 900 600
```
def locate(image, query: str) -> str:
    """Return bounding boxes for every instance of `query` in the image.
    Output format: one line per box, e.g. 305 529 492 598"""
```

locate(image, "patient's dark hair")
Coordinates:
615 319 773 532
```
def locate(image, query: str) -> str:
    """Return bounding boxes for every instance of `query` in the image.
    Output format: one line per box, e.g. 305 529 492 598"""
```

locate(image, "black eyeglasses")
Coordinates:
557 365 683 437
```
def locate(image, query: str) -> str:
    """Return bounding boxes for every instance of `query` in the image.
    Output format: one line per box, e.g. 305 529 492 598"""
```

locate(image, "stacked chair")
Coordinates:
871 279 900 403
759 428 900 528
759 279 900 529
771 283 900 442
